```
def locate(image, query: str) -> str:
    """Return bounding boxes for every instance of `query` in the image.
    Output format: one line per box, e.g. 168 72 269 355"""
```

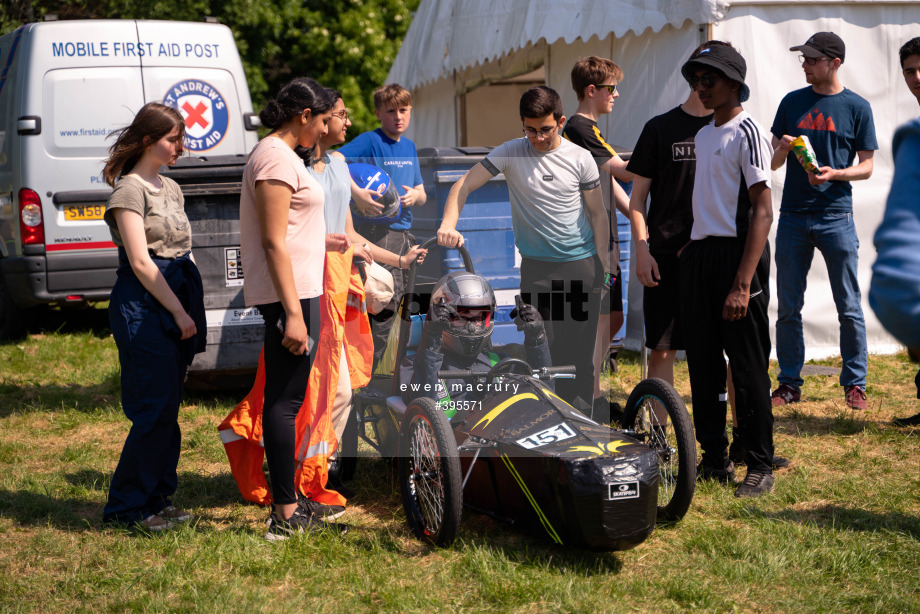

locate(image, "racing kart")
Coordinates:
345 239 696 550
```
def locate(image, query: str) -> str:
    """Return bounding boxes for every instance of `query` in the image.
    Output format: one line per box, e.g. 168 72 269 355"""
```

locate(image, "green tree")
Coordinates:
1 0 419 138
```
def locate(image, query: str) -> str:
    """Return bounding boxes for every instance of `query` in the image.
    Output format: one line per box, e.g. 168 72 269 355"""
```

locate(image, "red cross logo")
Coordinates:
182 101 209 129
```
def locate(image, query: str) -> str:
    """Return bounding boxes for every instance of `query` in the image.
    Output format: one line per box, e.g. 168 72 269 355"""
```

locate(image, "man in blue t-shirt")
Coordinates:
872 38 920 428
335 84 427 368
770 32 877 411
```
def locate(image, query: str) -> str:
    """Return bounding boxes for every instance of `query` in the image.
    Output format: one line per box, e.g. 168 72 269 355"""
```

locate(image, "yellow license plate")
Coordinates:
64 204 105 221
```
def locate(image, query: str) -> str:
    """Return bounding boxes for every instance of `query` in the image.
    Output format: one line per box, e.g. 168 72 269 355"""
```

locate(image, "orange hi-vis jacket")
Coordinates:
218 249 373 507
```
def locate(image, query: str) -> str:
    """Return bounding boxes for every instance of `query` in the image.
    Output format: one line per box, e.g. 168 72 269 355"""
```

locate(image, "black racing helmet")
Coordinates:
429 271 496 357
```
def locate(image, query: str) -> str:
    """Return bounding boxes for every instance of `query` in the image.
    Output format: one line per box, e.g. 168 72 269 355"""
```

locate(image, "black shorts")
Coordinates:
643 252 682 350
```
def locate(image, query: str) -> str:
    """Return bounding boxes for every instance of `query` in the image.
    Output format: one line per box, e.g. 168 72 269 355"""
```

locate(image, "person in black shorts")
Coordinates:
563 55 633 419
627 44 715 384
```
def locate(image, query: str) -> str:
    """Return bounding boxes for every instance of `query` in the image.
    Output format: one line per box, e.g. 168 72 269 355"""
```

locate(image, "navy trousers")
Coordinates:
104 252 204 524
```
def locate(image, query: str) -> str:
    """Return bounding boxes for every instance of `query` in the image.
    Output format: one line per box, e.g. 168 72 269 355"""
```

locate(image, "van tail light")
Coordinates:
18 188 45 245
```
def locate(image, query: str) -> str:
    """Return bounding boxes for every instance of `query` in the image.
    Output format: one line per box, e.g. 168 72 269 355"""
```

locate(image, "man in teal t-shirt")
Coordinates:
437 86 609 408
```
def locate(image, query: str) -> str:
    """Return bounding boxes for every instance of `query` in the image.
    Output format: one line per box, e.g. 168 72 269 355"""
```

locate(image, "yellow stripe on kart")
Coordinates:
499 453 563 545
472 393 538 430
567 439 632 457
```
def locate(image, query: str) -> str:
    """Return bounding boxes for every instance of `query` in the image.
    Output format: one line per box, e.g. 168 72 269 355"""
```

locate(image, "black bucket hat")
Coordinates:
790 32 845 62
681 44 750 103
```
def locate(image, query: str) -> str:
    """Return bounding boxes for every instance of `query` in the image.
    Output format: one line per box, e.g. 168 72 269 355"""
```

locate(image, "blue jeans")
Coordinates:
775 211 867 390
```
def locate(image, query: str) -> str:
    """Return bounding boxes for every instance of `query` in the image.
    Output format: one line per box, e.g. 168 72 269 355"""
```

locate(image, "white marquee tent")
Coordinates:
388 0 919 359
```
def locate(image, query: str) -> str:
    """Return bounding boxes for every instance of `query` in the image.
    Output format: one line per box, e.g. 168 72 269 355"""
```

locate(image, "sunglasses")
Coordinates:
687 72 721 89
595 84 618 95
798 55 831 66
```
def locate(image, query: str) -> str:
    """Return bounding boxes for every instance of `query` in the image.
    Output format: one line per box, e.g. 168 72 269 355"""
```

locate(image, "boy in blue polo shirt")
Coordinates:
335 84 427 368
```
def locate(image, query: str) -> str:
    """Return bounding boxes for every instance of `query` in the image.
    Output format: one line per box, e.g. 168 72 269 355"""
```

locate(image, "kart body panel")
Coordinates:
451 375 658 551
352 239 664 551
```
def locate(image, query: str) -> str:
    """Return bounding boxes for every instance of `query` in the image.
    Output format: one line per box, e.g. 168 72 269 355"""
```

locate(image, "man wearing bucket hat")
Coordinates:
679 43 776 497
770 32 877 411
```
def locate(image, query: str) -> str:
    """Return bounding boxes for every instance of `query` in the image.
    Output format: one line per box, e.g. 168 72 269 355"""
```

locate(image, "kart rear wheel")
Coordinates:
623 378 696 522
398 398 462 546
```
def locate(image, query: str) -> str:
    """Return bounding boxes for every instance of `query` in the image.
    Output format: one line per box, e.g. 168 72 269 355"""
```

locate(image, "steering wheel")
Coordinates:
485 357 533 380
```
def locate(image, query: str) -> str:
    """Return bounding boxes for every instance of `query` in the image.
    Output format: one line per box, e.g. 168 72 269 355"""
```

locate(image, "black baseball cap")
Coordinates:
790 32 846 62
681 44 750 103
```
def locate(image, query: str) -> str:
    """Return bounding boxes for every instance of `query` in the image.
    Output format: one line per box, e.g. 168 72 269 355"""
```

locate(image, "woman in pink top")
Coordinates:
239 77 348 540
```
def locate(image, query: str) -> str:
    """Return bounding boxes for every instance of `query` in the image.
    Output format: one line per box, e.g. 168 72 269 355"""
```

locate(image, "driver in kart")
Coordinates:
400 271 551 416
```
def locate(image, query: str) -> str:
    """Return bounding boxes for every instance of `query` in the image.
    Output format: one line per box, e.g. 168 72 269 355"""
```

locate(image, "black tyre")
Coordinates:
397 397 462 546
623 378 696 521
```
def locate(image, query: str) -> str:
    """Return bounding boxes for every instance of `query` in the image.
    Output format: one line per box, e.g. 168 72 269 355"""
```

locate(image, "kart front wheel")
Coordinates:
398 398 462 546
623 378 696 522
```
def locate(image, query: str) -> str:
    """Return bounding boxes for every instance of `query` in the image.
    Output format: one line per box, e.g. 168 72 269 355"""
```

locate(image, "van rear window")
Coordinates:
43 67 144 157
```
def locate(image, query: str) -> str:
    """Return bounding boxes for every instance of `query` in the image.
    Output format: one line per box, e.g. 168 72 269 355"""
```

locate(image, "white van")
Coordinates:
0 19 259 338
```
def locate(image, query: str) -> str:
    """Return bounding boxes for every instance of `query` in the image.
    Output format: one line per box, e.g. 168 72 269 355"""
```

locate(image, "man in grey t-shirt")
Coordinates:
438 86 609 407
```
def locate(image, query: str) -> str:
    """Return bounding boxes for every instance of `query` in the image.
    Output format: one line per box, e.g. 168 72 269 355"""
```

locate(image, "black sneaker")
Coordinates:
771 456 792 470
735 471 775 498
728 437 792 470
297 494 346 521
264 508 326 542
696 461 736 483
137 514 174 532
157 505 193 523
893 412 920 427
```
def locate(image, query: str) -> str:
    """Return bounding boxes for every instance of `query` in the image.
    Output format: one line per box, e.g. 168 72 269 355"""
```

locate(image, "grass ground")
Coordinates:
1 312 918 613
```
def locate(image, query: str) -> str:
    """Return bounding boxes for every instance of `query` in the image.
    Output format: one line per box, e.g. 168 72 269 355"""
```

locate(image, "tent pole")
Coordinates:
699 22 713 45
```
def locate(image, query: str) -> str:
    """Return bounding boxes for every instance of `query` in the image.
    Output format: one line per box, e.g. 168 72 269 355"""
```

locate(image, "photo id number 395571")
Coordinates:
442 400 481 412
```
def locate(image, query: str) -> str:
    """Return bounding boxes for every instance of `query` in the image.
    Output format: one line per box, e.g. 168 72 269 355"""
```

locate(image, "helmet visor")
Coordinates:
451 307 492 332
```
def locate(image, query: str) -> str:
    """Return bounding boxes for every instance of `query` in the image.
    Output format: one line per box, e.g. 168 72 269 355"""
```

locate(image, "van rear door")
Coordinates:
136 21 256 156
26 21 145 287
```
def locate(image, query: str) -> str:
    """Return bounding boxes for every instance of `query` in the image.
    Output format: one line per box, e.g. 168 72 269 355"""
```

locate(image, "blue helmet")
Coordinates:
348 162 401 224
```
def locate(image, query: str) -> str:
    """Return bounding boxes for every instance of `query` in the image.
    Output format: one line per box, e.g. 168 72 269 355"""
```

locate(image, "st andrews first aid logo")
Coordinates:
164 79 230 152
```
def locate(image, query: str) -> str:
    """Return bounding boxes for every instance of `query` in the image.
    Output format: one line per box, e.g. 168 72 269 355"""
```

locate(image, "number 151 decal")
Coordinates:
516 422 577 449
